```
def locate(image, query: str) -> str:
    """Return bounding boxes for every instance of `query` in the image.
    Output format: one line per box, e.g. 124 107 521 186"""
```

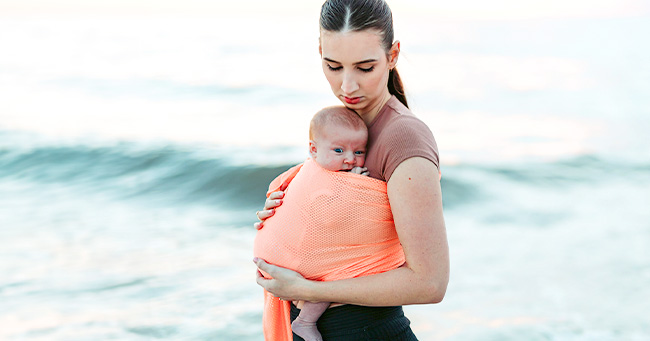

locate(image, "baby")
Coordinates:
291 106 368 341
307 106 369 176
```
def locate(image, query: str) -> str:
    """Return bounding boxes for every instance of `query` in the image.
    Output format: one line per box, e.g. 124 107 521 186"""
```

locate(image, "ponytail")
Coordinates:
388 68 408 108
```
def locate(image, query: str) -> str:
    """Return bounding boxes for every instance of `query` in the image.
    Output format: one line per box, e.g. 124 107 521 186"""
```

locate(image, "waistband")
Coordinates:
290 304 417 340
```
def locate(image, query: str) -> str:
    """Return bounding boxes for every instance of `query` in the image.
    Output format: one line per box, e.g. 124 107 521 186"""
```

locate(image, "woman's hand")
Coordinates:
254 257 308 301
254 183 288 230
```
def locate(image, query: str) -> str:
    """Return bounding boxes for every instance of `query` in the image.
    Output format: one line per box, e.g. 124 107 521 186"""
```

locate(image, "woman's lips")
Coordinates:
344 96 360 104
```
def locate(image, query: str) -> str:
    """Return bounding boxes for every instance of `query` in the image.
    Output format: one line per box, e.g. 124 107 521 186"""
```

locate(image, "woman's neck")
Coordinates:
358 91 391 126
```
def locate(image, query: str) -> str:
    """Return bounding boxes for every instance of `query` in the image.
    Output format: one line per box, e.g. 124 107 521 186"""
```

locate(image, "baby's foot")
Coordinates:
291 316 323 341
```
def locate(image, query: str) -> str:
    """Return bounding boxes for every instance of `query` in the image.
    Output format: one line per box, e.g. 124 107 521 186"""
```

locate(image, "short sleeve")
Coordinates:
382 116 439 181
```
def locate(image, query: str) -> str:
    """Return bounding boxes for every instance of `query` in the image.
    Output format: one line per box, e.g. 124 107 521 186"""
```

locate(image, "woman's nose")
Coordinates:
341 71 359 95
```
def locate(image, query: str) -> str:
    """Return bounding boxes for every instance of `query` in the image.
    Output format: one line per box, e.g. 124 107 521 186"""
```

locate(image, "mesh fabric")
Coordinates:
254 158 406 340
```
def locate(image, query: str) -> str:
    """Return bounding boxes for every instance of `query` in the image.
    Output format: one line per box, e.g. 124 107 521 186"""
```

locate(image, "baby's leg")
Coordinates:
291 301 329 341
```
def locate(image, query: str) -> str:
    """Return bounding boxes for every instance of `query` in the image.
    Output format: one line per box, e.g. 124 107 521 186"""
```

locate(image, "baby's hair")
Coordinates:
309 106 367 140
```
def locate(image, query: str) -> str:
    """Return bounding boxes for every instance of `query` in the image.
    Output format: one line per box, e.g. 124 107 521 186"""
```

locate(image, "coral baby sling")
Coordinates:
253 158 406 340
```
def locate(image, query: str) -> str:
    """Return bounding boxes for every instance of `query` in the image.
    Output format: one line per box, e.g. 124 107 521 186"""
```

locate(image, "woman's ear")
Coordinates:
309 140 318 159
388 40 400 69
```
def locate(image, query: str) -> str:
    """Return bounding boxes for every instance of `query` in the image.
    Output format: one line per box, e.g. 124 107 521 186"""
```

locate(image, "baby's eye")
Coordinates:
334 148 343 153
354 151 365 155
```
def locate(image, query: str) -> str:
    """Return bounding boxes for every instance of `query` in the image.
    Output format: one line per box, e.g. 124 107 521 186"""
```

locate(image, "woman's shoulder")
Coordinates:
369 97 440 179
380 99 435 143
380 96 430 128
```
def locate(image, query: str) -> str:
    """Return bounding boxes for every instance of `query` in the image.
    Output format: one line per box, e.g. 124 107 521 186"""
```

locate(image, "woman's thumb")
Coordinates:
254 257 268 271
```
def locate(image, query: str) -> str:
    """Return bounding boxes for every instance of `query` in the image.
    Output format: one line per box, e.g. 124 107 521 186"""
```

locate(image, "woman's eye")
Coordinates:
359 66 374 73
334 148 343 153
327 64 342 71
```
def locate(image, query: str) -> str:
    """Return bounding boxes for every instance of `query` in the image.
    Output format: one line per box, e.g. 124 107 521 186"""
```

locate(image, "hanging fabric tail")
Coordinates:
263 290 292 340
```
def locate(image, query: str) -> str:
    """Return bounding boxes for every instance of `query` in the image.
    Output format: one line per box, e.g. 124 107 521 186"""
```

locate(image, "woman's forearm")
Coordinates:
302 263 447 306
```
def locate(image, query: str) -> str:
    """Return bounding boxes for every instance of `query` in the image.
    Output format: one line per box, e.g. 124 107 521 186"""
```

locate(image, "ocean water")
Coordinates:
1 1 649 340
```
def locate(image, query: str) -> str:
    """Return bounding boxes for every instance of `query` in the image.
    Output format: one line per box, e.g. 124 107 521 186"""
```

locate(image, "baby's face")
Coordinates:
310 126 367 172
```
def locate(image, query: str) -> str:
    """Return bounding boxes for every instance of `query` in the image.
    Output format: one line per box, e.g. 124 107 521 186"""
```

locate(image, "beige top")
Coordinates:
364 96 439 182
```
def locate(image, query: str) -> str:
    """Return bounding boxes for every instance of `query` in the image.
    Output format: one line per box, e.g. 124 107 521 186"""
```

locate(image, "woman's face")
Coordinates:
319 29 398 119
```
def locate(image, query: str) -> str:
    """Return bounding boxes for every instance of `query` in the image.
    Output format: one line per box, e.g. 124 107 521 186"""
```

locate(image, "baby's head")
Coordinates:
309 106 368 172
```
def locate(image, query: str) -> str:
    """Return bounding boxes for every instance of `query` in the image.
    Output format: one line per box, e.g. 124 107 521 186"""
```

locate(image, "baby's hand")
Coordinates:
350 167 369 176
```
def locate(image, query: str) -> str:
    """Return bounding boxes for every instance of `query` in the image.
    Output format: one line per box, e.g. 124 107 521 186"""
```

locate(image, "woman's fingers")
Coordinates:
268 190 285 201
256 208 275 222
254 191 285 229
253 257 307 301
254 258 273 287
256 193 283 222
254 257 273 274
255 264 267 284
264 199 282 211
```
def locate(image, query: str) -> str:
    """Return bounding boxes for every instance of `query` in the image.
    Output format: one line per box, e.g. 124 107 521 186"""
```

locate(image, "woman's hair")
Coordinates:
320 0 408 108
309 106 367 141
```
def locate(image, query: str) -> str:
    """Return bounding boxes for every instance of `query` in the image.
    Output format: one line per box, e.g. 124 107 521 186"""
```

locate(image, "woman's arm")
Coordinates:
255 156 449 306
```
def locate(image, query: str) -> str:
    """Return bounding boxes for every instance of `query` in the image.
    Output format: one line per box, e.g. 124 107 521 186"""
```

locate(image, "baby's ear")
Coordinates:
308 140 318 159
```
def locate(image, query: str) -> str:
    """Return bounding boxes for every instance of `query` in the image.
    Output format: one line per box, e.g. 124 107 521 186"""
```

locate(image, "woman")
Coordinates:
254 0 449 339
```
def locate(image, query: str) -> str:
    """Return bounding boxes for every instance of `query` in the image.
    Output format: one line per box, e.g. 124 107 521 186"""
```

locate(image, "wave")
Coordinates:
0 140 293 210
471 154 650 185
1 136 647 210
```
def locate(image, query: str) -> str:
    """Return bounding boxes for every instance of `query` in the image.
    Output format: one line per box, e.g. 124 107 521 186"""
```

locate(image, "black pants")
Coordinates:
290 304 418 340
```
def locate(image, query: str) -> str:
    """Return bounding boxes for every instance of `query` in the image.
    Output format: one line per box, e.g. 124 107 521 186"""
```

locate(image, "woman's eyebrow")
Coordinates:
323 57 377 65
354 59 377 65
